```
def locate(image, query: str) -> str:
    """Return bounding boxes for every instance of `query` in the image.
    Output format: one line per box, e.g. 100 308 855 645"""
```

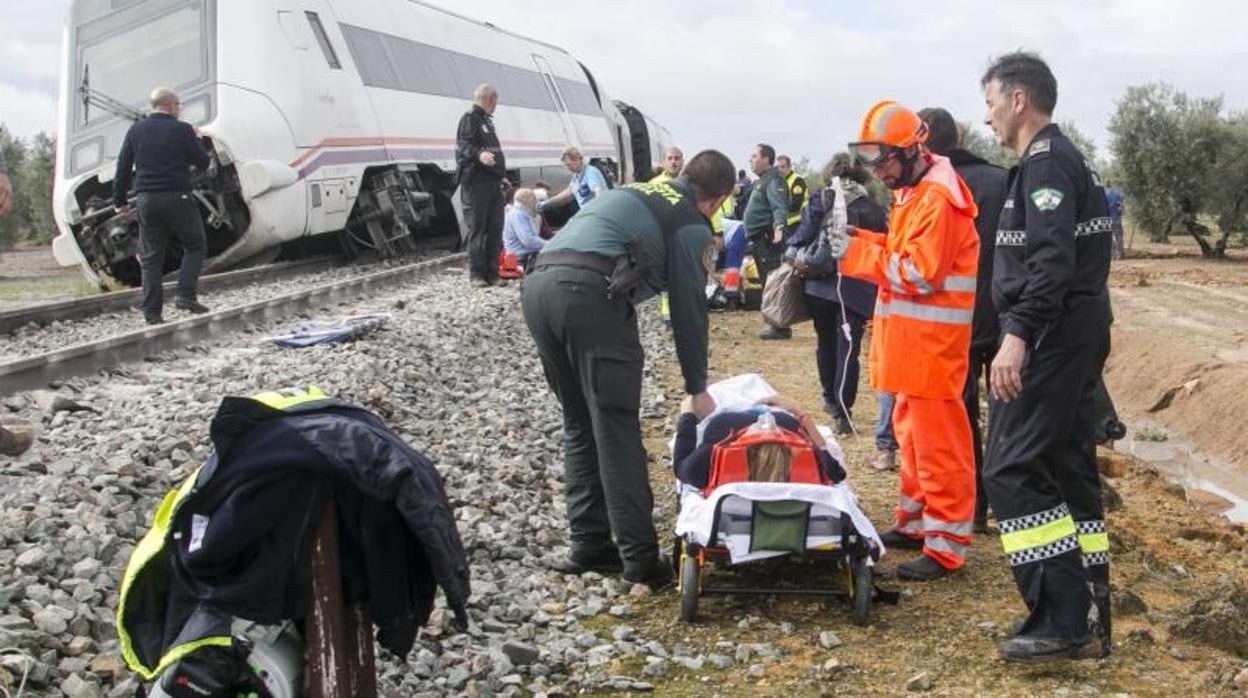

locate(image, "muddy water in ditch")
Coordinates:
1125 419 1248 523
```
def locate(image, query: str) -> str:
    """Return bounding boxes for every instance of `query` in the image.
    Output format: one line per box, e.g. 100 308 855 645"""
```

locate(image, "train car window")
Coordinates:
305 12 342 69
339 24 401 89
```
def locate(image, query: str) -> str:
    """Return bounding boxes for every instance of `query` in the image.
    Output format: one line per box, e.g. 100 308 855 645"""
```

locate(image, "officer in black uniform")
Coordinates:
456 83 507 287
521 150 736 587
114 87 212 324
980 52 1114 662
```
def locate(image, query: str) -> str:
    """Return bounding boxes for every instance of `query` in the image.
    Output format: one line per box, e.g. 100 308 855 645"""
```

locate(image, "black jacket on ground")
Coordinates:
456 104 506 184
948 148 1009 349
672 411 846 488
993 123 1112 344
113 112 210 207
123 394 470 670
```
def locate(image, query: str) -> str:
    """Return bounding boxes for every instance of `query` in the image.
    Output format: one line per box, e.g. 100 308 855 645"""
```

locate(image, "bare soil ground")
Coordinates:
0 245 95 309
597 242 1248 695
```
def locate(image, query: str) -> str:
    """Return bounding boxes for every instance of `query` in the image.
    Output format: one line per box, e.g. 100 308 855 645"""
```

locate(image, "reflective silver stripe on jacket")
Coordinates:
941 275 977 292
1075 217 1113 237
901 258 934 295
875 298 973 325
886 253 906 294
997 230 1026 246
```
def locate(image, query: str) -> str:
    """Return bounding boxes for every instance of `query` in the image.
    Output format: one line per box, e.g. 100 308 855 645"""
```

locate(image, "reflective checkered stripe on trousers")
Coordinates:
998 503 1079 566
1076 519 1109 567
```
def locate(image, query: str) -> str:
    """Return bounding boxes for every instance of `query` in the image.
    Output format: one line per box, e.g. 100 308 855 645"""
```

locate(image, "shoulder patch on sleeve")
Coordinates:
1026 138 1051 157
702 243 717 275
1029 187 1064 212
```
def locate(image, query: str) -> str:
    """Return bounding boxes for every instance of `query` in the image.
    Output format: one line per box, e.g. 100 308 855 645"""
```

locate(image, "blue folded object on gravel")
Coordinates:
266 313 392 348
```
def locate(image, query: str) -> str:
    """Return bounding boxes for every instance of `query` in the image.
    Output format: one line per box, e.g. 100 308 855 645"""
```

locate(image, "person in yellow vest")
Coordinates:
650 147 684 184
776 154 809 236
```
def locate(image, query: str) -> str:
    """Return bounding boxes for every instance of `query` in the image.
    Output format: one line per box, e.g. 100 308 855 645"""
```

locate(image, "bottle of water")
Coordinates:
748 409 778 435
829 176 848 241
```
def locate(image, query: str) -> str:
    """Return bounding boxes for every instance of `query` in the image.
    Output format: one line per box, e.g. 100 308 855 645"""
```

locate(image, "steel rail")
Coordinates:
0 253 466 395
0 256 342 334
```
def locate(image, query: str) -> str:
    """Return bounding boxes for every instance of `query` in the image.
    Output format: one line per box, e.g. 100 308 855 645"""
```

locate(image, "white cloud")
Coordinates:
0 83 58 138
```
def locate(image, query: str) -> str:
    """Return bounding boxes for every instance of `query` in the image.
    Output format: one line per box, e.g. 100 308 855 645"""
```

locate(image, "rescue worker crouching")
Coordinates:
981 51 1114 663
521 150 736 588
829 100 980 581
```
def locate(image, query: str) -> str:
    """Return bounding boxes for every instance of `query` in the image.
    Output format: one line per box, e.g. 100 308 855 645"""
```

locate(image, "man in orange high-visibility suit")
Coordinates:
828 101 980 580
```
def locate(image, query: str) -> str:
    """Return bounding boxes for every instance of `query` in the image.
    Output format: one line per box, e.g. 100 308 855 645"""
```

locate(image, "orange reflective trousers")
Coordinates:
893 394 975 569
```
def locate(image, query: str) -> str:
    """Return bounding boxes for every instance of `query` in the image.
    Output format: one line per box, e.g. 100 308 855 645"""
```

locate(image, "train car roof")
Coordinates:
407 0 574 57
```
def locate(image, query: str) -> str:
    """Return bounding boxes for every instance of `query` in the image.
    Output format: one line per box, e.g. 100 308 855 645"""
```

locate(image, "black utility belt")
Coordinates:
534 250 649 300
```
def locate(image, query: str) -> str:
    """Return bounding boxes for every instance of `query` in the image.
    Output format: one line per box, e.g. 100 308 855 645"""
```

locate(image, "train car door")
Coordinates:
275 4 364 146
531 54 583 148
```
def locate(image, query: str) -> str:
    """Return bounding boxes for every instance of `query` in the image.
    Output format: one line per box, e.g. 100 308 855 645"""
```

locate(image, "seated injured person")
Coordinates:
673 394 847 488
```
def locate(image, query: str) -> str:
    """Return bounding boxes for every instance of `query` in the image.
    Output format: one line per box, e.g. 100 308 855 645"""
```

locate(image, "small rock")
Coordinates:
61 673 102 698
1167 646 1190 661
818 630 842 649
906 671 933 692
628 583 652 599
734 644 751 664
66 636 95 656
641 658 668 678
747 663 766 678
708 654 733 670
33 610 68 634
15 547 48 570
1232 667 1248 691
822 657 843 677
1125 628 1155 646
88 654 124 680
673 656 704 671
611 625 635 642
501 641 539 666
779 621 794 635
1113 590 1148 616
977 621 999 637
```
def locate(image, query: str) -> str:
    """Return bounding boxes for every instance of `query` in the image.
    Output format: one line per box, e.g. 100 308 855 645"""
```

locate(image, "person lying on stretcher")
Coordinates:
673 394 847 489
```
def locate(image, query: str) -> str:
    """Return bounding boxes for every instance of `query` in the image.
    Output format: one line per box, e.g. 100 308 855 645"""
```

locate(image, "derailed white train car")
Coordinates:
52 0 673 286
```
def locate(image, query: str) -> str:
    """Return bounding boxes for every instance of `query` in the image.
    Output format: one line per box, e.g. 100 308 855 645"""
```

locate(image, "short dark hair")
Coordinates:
756 143 776 165
737 169 747 179
823 152 872 187
776 154 792 167
917 107 959 156
982 51 1057 116
681 150 736 202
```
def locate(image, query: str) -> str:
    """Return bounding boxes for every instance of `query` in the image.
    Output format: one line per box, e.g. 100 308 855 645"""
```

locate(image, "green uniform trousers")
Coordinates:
521 265 660 574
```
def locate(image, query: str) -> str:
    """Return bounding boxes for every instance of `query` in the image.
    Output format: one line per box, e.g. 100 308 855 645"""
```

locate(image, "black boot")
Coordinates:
758 325 792 340
175 298 210 314
548 547 624 575
997 635 1093 663
880 530 923 550
896 553 951 581
623 554 674 590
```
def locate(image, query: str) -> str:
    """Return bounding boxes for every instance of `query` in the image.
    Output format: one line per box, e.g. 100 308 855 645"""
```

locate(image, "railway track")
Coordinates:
0 256 341 334
0 252 466 395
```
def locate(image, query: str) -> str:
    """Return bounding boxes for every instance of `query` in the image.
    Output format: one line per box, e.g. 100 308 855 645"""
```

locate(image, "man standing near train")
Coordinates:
522 150 735 588
456 83 508 288
113 87 211 325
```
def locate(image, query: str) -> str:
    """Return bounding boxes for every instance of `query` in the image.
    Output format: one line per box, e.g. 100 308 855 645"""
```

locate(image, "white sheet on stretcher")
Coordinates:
669 373 880 564
676 482 885 563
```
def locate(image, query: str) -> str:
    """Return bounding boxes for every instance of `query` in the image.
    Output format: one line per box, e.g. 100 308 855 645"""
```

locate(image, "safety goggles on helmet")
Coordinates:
848 141 899 167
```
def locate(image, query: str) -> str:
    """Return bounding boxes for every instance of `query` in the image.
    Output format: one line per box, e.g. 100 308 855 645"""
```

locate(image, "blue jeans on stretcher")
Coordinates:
875 391 898 451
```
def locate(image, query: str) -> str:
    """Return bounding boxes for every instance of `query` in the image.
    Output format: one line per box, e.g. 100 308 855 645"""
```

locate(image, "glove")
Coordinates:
828 229 850 259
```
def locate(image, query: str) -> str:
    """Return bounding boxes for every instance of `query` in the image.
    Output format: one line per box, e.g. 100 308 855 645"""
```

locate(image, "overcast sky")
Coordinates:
4 0 1245 170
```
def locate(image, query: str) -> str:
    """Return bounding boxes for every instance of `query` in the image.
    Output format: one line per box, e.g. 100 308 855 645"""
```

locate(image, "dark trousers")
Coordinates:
963 340 996 525
806 294 865 418
748 234 785 287
136 192 206 315
462 177 504 282
984 294 1112 645
521 265 660 575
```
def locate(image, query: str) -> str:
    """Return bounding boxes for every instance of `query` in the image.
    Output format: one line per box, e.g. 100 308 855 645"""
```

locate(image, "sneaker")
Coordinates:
175 299 210 314
896 553 952 581
470 278 491 289
144 312 165 325
757 326 792 340
879 530 924 550
834 414 853 436
867 448 897 471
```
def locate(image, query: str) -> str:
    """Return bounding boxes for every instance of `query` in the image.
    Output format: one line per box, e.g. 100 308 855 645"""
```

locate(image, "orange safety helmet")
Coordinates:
849 100 929 166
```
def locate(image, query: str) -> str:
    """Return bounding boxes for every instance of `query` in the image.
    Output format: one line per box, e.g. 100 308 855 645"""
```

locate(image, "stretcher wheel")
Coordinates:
848 555 872 626
679 546 700 622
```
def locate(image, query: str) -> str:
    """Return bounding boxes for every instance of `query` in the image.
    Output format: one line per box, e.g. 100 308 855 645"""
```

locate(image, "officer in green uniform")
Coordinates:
522 150 736 587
